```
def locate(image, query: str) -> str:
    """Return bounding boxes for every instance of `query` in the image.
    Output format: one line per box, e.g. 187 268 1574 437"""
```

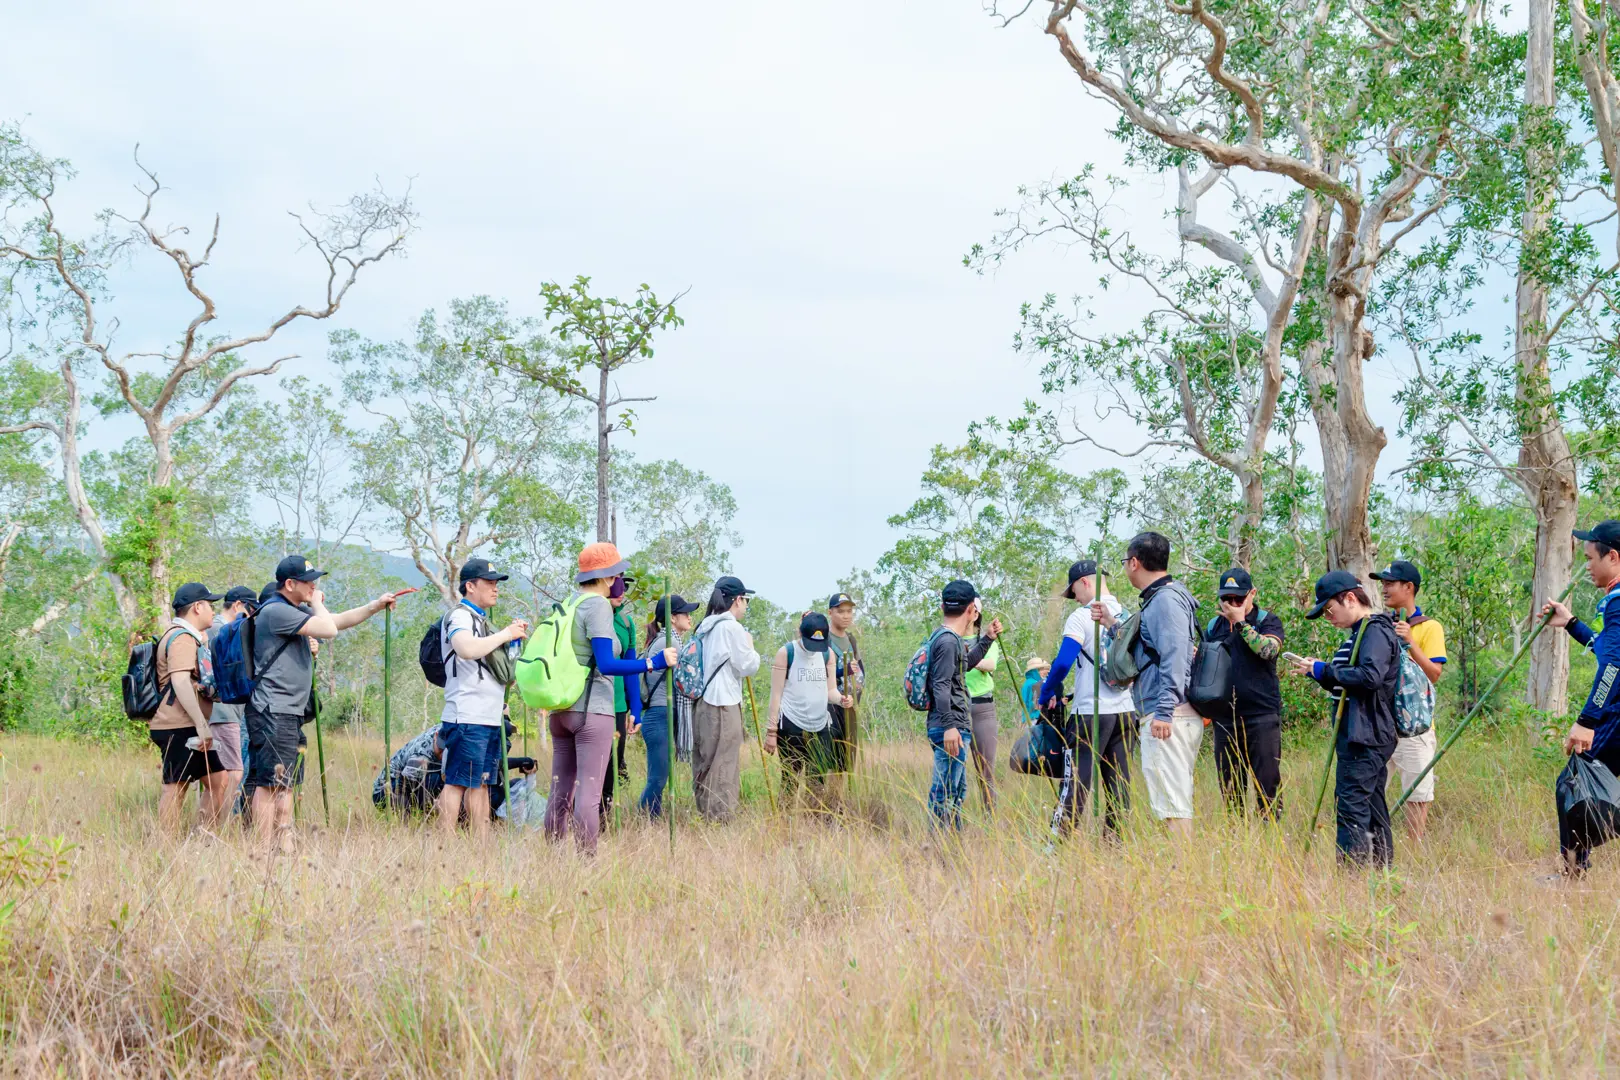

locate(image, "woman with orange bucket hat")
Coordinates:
543 542 677 853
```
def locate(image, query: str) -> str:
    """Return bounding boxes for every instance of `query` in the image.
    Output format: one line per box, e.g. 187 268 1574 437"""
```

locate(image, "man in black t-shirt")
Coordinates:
1203 568 1286 819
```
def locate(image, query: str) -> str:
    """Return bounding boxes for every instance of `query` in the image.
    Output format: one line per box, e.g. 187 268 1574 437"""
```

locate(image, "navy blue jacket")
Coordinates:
1569 585 1620 754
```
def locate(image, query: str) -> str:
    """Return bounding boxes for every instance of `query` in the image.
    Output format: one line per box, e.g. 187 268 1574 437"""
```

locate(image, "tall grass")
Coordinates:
0 723 1614 1076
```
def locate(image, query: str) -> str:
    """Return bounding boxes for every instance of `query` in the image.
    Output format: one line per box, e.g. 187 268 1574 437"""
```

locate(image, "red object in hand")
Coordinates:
390 588 420 599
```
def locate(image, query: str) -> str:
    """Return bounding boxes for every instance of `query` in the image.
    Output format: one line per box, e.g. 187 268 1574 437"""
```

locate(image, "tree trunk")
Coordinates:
1519 0 1577 714
54 358 138 628
1229 465 1264 569
595 365 611 542
148 426 177 626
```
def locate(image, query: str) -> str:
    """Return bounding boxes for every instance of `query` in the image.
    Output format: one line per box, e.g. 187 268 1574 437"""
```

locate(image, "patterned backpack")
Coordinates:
673 623 730 701
902 629 948 711
1394 652 1435 738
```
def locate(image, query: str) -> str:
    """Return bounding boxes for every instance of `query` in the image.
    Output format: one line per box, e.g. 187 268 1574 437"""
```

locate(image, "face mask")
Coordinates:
608 575 627 600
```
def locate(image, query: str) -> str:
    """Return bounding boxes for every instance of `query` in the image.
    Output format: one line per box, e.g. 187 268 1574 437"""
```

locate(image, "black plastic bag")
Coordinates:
1557 754 1620 854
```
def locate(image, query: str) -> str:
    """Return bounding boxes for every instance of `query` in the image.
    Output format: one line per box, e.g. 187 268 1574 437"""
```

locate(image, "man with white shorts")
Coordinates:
1371 559 1446 839
1093 531 1202 838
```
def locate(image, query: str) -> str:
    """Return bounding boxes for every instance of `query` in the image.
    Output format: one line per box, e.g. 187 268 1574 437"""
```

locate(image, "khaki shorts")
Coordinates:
1139 709 1204 820
1388 728 1437 803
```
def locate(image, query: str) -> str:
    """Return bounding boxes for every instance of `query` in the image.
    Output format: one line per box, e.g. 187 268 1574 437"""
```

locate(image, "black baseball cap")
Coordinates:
172 582 224 612
459 558 509 584
827 592 856 610
1217 568 1254 598
1574 520 1620 548
655 594 700 622
799 612 832 652
1369 560 1422 589
942 580 979 615
275 554 327 583
1067 560 1107 587
1305 570 1362 619
715 576 755 601
259 582 279 605
223 585 259 607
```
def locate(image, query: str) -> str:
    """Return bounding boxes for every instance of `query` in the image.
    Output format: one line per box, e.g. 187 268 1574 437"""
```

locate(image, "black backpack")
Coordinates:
121 628 184 720
1188 611 1268 721
420 609 508 688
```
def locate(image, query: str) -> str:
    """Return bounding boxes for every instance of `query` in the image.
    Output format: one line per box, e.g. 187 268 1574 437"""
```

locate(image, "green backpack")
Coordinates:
514 595 596 710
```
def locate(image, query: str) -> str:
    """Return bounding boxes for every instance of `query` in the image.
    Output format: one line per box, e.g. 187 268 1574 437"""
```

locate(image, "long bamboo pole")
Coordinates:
311 660 330 826
743 676 777 814
1391 579 1579 814
1092 551 1106 824
663 576 676 852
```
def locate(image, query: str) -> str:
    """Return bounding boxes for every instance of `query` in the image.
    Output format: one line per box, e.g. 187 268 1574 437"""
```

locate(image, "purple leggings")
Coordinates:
544 710 615 854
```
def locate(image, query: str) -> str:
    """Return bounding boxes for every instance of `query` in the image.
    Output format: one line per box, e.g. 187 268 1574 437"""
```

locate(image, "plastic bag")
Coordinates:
1556 753 1620 852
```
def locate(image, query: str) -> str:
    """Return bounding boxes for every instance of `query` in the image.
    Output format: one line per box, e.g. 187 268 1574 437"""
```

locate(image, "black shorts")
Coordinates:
149 728 225 786
780 716 837 778
245 705 306 791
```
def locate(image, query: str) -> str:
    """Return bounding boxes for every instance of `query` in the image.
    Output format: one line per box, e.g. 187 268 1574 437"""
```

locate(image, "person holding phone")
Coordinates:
437 559 528 839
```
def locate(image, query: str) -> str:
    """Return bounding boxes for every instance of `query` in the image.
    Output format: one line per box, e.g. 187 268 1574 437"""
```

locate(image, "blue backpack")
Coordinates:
210 597 303 706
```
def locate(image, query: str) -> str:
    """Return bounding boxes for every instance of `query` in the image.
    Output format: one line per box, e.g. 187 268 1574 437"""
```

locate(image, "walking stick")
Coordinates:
383 604 392 770
663 576 677 851
500 684 512 822
743 676 777 813
1092 557 1106 824
1391 579 1579 814
1302 620 1370 853
311 660 330 826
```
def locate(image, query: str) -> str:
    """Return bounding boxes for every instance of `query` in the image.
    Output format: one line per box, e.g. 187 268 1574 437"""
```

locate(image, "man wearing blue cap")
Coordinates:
1542 520 1620 875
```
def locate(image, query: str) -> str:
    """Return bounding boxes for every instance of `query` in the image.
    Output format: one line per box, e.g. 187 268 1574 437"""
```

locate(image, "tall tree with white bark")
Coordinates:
994 0 1498 577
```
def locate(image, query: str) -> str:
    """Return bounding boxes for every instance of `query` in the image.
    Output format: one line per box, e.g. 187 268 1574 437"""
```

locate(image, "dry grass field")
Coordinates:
0 725 1616 1077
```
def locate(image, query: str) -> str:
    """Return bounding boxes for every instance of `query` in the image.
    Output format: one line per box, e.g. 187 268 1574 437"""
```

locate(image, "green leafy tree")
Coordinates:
491 276 686 541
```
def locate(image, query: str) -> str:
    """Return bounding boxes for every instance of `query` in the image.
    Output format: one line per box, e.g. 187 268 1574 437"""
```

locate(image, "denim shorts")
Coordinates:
441 721 503 788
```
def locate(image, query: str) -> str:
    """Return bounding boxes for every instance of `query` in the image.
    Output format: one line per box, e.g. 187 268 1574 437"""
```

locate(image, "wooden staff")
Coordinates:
743 676 777 814
382 604 392 774
663 576 677 851
1092 549 1106 823
311 660 330 826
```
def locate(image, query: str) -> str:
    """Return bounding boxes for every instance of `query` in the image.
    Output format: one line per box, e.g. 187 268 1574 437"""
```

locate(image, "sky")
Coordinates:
2 1 1423 607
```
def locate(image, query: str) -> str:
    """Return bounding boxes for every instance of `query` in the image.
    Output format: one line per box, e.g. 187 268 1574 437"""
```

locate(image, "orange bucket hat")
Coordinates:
576 542 629 584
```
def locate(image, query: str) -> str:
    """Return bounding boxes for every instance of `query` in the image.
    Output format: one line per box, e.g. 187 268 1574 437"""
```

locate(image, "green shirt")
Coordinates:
963 638 1000 699
611 604 636 713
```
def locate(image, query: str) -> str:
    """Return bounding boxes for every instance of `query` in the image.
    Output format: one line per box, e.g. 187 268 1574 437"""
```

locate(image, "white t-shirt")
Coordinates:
1063 598 1137 715
440 602 507 726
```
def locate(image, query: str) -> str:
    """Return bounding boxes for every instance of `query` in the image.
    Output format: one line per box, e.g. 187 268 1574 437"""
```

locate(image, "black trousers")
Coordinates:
600 710 628 822
779 716 837 794
1213 713 1282 820
1051 711 1133 837
1559 743 1620 869
1336 740 1394 868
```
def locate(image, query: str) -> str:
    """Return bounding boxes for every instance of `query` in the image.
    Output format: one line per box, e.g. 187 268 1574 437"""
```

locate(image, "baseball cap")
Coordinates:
459 557 510 584
827 592 856 610
799 612 832 652
1067 559 1106 588
715 575 755 601
1369 560 1422 589
223 585 259 608
575 542 629 584
654 594 700 622
1217 568 1254 598
275 554 327 583
172 582 224 611
1574 520 1620 548
258 582 279 606
942 580 978 615
1305 570 1362 620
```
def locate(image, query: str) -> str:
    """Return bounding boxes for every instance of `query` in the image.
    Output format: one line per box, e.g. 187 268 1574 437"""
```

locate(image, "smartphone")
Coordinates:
1281 651 1308 666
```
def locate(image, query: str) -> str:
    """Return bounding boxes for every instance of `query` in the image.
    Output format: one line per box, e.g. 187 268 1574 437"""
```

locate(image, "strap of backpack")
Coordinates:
250 596 310 681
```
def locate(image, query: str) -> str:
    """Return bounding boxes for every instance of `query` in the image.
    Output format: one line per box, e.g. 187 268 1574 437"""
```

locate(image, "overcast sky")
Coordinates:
3 1 1421 606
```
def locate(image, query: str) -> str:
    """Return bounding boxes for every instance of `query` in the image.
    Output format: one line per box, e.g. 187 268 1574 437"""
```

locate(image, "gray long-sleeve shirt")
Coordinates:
925 628 995 733
1128 576 1200 723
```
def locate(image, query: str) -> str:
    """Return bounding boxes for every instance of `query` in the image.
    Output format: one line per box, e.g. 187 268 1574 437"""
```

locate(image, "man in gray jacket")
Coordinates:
1093 531 1202 837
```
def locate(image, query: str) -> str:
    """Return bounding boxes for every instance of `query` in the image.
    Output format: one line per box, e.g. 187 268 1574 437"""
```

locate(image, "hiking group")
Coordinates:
128 519 1620 877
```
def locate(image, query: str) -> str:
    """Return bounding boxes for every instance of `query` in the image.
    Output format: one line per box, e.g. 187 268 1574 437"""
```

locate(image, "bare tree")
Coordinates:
0 128 414 624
